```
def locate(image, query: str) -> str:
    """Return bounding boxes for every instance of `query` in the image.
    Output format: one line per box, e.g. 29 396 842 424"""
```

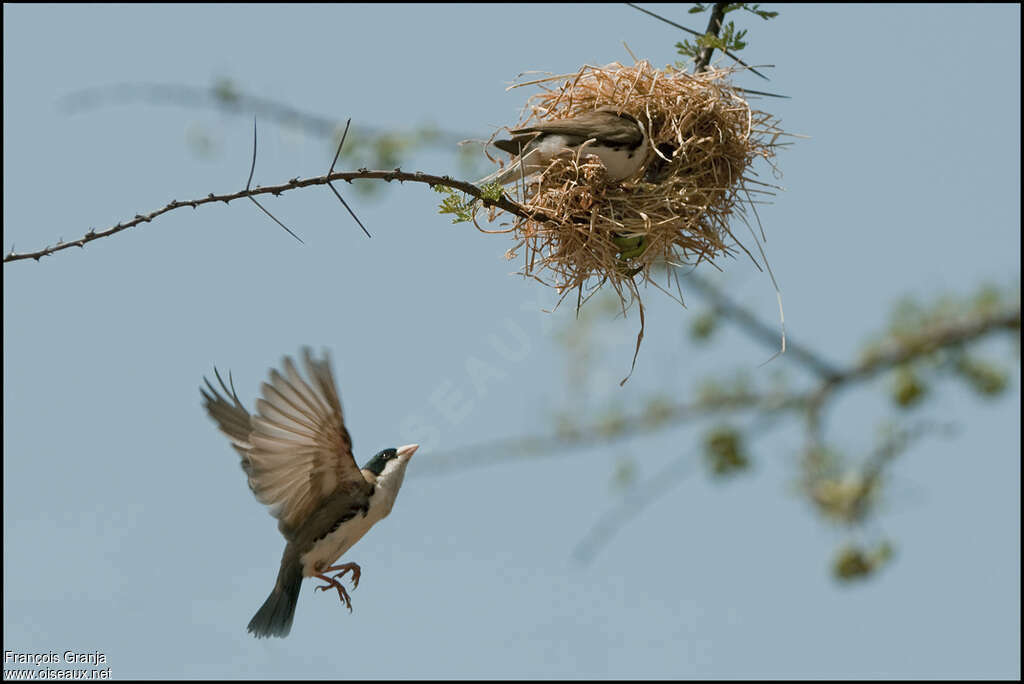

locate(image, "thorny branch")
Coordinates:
245 118 304 243
326 118 372 239
11 4 771 265
3 167 539 264
626 3 769 80
694 2 729 73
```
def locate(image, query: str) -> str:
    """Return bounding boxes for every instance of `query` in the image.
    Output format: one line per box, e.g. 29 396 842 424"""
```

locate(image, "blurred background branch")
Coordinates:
59 78 488 188
420 271 1019 578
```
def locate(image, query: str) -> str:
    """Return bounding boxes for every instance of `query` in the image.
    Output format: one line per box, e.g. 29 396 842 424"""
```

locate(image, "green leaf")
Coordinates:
832 541 894 582
703 425 749 477
955 356 1010 397
891 367 928 408
741 3 779 20
479 182 504 202
676 39 700 59
434 185 477 224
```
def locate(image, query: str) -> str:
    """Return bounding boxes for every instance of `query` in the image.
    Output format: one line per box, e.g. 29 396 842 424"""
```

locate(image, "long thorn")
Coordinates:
327 118 370 238
625 2 770 80
247 117 302 243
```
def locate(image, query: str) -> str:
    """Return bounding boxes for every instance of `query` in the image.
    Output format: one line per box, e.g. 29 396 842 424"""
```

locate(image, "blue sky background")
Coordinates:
3 3 1020 679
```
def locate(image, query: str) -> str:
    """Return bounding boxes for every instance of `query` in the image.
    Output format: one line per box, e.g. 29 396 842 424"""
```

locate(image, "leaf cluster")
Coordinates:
433 183 502 224
433 185 476 224
676 3 778 63
864 283 1020 409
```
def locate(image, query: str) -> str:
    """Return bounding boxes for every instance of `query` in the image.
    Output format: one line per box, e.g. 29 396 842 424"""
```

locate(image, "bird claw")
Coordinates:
314 562 361 613
328 563 361 590
315 575 354 612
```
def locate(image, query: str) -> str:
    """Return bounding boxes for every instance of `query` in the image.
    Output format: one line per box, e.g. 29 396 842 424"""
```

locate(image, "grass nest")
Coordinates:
479 59 788 381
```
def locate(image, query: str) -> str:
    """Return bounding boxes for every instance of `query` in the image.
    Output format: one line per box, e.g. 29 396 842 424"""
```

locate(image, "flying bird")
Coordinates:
200 347 418 638
477 107 650 186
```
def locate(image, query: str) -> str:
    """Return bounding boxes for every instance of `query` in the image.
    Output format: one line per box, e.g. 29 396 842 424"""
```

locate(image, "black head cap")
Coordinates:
362 448 398 476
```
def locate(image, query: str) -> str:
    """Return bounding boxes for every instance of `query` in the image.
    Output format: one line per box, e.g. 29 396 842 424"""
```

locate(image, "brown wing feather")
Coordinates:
509 109 643 146
492 137 530 156
201 368 254 469
201 348 369 539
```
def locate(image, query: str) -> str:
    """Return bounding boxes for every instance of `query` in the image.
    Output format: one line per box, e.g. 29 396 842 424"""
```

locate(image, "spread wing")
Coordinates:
510 109 643 147
200 347 370 538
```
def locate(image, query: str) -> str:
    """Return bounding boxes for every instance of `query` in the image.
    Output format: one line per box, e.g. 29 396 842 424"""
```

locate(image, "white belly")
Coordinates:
583 143 647 180
299 506 382 576
533 136 646 181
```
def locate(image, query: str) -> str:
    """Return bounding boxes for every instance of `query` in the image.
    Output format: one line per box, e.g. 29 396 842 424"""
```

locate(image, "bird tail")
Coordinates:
247 559 303 639
476 143 545 187
475 161 520 187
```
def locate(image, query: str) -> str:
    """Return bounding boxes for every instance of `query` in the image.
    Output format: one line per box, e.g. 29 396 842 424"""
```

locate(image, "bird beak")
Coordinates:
396 444 419 461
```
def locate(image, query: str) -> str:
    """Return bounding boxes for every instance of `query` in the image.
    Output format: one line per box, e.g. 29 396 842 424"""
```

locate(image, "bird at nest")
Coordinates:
201 347 418 638
477 107 650 187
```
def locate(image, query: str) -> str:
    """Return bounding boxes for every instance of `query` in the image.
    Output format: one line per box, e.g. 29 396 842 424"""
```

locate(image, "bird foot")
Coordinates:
313 562 361 612
314 574 354 612
323 562 361 590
